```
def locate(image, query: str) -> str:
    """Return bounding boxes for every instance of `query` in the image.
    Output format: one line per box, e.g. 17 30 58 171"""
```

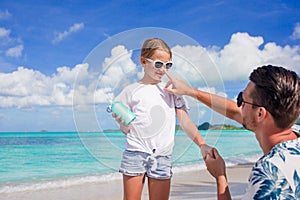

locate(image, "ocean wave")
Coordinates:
224 154 261 167
0 172 122 194
0 154 261 194
172 153 261 173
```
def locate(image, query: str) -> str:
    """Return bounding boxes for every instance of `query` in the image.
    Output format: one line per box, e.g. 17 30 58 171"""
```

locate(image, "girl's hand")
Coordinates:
112 112 130 134
200 144 214 158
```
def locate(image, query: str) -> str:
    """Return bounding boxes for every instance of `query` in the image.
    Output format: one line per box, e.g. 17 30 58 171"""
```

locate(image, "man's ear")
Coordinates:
257 107 267 122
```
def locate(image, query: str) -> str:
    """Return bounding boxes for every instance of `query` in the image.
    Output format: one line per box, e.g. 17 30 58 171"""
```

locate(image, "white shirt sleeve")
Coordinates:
174 95 186 109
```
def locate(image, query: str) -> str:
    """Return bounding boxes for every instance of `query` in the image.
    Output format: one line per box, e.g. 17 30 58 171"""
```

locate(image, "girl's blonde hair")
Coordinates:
140 38 172 59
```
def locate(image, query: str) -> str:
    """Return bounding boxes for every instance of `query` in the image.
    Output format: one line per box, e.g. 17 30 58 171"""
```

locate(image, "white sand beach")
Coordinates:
2 163 253 200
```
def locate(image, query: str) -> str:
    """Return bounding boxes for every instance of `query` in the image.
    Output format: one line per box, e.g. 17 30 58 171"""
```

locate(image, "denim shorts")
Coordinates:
119 150 173 179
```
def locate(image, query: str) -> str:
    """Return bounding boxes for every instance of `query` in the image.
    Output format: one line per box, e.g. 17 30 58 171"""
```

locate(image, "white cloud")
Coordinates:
0 64 89 108
0 27 24 59
172 32 300 84
77 45 139 106
0 10 11 19
0 45 136 109
52 22 84 44
0 27 22 45
210 32 265 81
0 27 10 38
171 45 223 84
1 32 300 109
100 45 137 88
5 44 23 57
291 23 300 40
70 23 84 32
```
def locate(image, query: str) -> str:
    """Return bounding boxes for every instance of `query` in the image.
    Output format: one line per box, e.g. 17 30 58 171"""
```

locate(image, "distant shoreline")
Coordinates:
104 123 244 133
2 118 298 133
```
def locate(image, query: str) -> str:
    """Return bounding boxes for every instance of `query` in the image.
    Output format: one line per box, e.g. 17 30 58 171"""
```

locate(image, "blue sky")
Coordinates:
0 0 300 132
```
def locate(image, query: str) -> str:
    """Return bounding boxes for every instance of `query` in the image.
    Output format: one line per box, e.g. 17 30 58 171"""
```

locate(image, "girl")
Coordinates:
113 38 210 200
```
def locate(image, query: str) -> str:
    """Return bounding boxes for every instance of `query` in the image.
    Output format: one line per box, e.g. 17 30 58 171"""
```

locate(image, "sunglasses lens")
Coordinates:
237 92 243 107
166 63 172 69
154 61 164 68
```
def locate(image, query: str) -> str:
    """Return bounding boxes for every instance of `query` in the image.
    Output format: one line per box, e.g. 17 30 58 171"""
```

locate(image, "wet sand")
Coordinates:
2 163 253 200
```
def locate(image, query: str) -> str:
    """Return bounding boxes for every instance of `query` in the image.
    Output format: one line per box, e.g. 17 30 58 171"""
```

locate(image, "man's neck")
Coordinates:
261 128 298 155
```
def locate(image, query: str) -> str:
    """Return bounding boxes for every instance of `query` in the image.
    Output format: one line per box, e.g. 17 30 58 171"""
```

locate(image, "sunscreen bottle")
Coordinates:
107 101 136 125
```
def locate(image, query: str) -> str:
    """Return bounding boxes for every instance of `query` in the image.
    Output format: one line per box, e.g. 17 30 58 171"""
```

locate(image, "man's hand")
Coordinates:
204 148 226 178
204 148 231 199
164 71 193 96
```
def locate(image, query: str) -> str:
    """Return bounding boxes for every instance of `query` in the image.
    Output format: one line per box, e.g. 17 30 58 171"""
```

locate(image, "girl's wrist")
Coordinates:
199 143 206 148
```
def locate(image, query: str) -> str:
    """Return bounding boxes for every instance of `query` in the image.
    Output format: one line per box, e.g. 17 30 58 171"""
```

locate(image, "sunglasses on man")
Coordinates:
237 92 262 107
145 58 173 69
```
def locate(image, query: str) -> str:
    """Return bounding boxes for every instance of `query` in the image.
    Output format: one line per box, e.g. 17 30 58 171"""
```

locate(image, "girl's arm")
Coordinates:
176 107 213 157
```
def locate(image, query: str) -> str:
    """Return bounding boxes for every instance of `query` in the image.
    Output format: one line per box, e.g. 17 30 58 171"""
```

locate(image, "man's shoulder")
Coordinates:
272 137 300 155
256 137 300 165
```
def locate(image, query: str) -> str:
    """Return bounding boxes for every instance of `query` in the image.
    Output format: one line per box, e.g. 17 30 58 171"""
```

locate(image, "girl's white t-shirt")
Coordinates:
115 82 185 156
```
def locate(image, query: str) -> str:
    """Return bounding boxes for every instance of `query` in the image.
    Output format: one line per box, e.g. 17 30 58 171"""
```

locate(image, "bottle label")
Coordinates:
109 101 136 125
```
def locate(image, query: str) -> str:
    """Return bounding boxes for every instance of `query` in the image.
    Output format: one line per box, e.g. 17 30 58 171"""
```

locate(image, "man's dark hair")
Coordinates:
249 65 300 129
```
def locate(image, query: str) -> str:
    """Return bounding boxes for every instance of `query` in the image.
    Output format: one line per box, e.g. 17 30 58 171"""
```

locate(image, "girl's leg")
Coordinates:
148 177 171 200
123 174 145 200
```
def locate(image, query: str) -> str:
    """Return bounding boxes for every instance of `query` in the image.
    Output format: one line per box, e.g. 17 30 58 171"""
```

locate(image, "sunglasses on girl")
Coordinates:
237 92 262 107
145 58 173 69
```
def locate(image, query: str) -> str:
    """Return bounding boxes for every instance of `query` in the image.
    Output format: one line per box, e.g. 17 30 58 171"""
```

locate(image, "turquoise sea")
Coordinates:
0 130 262 194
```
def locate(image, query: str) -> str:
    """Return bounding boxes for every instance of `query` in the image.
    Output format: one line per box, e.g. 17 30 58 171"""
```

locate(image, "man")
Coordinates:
164 65 300 199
